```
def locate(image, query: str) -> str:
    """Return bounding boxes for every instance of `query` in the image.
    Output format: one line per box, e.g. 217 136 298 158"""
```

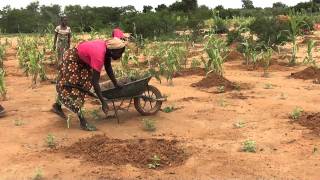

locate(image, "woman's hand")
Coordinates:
101 101 109 115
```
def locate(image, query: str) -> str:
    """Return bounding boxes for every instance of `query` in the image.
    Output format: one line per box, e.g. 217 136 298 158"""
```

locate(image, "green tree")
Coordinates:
143 6 153 13
272 2 287 8
242 0 254 9
155 4 167 12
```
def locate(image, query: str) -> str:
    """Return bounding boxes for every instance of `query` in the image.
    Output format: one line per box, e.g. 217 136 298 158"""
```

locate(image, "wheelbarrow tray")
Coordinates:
101 76 152 99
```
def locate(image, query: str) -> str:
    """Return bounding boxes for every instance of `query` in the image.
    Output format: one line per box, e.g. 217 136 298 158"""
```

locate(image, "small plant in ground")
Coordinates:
242 140 256 153
280 93 287 100
261 48 273 77
202 35 229 76
280 10 308 65
290 107 304 120
32 168 43 180
142 118 156 131
148 155 161 169
191 58 201 69
313 147 318 154
46 133 56 148
233 121 245 128
66 114 71 129
303 40 316 66
216 86 225 93
14 119 24 126
217 98 228 107
163 106 175 113
234 83 241 91
0 44 6 69
0 68 6 100
264 83 273 89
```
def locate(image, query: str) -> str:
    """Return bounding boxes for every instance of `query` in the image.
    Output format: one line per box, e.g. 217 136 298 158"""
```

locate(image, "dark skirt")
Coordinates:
56 48 92 113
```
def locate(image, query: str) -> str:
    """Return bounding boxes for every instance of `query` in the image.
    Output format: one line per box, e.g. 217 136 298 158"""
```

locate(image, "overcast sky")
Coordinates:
0 0 310 11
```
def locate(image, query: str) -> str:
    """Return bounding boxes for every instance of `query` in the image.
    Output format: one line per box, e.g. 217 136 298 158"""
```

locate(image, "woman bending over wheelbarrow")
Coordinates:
52 37 127 131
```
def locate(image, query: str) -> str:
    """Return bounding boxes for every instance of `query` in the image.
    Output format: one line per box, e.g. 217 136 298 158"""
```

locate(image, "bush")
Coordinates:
249 16 289 47
226 27 246 45
214 18 229 34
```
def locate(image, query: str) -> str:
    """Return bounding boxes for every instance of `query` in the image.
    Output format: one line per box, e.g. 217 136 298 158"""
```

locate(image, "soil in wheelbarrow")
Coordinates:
62 134 188 169
294 112 320 135
191 72 237 93
290 66 320 80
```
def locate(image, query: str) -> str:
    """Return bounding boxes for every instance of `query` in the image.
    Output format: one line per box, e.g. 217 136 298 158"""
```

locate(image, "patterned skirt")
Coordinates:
56 48 92 113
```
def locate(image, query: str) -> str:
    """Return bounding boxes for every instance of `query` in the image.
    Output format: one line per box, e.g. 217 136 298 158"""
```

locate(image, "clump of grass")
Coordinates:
313 147 318 154
290 107 304 120
242 140 256 153
264 83 273 89
46 133 56 148
142 118 156 131
32 168 43 180
163 106 175 113
148 155 161 169
217 98 228 107
14 119 24 126
233 121 245 129
191 58 201 69
279 92 287 100
216 86 225 93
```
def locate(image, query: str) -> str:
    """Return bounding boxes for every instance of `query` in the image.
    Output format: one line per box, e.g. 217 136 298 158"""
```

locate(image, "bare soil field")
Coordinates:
0 33 320 180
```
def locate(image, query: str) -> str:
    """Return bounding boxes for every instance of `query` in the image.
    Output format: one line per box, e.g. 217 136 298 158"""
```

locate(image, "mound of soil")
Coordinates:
295 112 320 135
173 68 206 78
191 73 236 92
290 67 320 80
62 135 187 169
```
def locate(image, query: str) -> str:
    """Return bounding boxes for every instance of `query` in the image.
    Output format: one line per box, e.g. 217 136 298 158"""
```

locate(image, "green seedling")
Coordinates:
163 106 175 113
32 168 43 180
242 140 256 153
217 86 225 93
313 147 318 154
280 93 287 100
0 68 6 100
217 98 228 107
264 83 273 89
14 119 24 126
191 58 201 69
66 114 71 129
142 118 156 131
290 107 304 120
148 155 161 169
46 133 56 148
303 40 316 66
233 121 245 128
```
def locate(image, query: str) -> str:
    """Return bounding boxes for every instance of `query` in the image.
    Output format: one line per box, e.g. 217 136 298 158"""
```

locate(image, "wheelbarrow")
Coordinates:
64 76 166 123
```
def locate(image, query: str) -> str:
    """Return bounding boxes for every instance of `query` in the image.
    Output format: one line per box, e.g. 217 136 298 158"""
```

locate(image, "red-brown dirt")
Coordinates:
290 66 320 80
191 72 237 92
1 33 320 179
173 68 205 78
61 134 188 169
295 112 320 135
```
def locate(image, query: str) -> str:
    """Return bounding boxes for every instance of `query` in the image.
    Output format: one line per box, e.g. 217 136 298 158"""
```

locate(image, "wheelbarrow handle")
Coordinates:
63 83 98 98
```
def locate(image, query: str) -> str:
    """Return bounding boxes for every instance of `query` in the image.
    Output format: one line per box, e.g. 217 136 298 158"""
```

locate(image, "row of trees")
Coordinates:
0 0 320 36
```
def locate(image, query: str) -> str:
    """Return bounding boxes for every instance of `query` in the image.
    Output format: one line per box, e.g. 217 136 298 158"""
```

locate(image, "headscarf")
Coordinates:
112 28 130 39
107 38 126 50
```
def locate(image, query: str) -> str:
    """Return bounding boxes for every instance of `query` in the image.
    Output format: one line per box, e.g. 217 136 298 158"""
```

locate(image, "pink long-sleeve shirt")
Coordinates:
77 40 107 72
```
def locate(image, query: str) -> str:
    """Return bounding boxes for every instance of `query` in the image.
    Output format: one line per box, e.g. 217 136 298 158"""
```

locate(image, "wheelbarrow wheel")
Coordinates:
134 85 162 116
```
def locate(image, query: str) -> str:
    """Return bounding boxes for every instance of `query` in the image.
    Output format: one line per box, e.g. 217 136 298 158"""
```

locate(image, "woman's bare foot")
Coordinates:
51 103 66 119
